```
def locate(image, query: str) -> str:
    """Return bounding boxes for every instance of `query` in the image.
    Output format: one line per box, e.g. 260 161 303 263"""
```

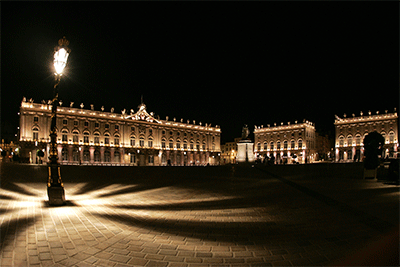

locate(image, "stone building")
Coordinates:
19 98 221 166
221 137 241 164
254 120 317 164
334 109 398 162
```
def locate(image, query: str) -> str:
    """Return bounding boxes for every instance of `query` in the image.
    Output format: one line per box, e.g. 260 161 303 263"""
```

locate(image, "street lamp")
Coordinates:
47 37 70 205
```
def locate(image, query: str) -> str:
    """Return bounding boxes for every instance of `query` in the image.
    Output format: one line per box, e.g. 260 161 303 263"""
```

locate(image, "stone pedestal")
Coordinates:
237 140 255 163
47 186 65 205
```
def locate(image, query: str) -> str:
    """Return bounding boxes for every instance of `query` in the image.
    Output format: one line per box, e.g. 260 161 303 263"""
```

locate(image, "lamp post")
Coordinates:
47 37 70 205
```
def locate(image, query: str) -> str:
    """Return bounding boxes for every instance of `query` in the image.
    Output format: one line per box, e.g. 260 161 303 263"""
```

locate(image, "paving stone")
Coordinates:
127 257 148 266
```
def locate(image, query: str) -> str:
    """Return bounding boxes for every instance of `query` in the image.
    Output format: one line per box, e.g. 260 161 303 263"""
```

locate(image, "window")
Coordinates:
190 140 194 150
298 139 303 149
149 129 152 135
105 137 109 145
62 131 68 142
104 150 111 162
291 140 295 149
73 134 79 143
63 119 68 125
389 132 395 143
257 143 261 151
183 140 187 149
130 137 135 147
33 127 39 141
270 142 274 150
62 148 68 161
169 139 174 149
114 138 119 146
115 125 119 130
339 136 344 147
34 116 39 123
148 140 153 147
139 137 144 147
84 132 89 144
130 153 136 163
72 149 79 162
283 140 288 149
277 141 281 150
114 151 120 163
94 150 100 162
162 138 166 149
74 121 78 126
95 136 100 144
347 135 353 146
84 121 89 127
148 155 154 164
105 124 109 129
131 126 135 132
83 149 90 162
95 122 99 128
355 135 361 146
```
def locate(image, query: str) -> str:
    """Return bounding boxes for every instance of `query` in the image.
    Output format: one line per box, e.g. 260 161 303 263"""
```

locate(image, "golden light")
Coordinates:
54 48 69 74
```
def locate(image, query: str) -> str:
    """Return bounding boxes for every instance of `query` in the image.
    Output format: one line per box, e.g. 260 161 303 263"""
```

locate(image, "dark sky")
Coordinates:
1 3 398 144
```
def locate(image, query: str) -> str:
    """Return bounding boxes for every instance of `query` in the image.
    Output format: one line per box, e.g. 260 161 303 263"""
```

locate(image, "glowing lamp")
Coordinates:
53 37 70 75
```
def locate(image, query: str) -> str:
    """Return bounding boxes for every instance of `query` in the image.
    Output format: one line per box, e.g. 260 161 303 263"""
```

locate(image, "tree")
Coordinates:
363 131 385 170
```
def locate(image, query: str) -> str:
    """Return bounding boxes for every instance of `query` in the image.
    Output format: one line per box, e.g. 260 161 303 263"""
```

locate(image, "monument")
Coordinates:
236 125 255 163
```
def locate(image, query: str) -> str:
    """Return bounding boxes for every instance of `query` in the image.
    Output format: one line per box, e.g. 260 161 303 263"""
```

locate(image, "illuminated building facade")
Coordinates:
334 110 398 162
221 137 241 164
19 98 221 166
254 121 317 164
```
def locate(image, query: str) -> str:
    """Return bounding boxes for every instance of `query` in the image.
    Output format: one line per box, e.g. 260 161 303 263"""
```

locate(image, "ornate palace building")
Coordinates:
19 97 221 166
334 109 398 162
254 120 317 164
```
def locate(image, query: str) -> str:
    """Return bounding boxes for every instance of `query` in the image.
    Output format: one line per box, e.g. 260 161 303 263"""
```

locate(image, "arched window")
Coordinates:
62 129 68 142
114 151 120 163
176 138 181 149
114 133 120 146
298 139 303 149
94 132 100 144
139 136 144 147
83 149 90 162
83 132 90 144
257 142 261 151
196 140 200 151
355 134 361 146
32 126 39 141
183 139 188 150
291 140 295 149
338 136 344 147
72 149 79 162
270 141 274 150
130 136 136 147
389 131 395 143
104 132 110 145
130 153 136 163
381 132 386 143
190 140 194 150
169 138 174 149
62 147 68 161
202 140 206 150
161 138 166 149
283 140 288 149
347 135 353 146
104 150 111 162
94 149 100 162
264 142 268 150
148 137 153 148
277 141 281 150
72 129 79 143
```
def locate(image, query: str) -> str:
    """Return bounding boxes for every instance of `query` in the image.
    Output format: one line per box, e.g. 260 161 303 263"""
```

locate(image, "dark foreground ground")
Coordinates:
0 162 399 266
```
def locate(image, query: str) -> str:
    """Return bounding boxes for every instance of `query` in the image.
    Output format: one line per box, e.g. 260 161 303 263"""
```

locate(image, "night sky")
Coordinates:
1 3 398 144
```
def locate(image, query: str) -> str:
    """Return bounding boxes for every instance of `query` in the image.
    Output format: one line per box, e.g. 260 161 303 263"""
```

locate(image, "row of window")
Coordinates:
256 139 304 151
338 131 395 146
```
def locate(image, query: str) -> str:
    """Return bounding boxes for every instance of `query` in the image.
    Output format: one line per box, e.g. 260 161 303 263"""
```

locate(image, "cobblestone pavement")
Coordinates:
0 164 398 266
